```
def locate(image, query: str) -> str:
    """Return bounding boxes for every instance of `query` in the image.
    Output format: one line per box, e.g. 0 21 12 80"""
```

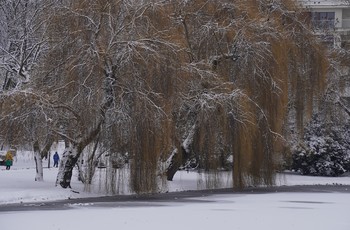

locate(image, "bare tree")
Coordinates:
0 0 54 181
0 0 49 90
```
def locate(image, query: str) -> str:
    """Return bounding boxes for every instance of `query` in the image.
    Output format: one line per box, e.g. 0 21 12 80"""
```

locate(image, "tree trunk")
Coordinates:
33 137 53 182
85 139 100 185
33 141 44 181
77 154 85 183
47 151 51 168
166 146 190 181
56 144 80 188
166 124 196 181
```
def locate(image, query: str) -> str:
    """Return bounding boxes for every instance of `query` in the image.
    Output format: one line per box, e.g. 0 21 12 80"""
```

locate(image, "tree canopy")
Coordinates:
0 0 338 192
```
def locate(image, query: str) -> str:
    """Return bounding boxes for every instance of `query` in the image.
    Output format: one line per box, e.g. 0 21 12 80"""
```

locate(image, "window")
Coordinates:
312 12 336 30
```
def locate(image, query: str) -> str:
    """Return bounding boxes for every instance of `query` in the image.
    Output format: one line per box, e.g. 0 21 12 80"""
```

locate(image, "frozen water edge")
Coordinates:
1 191 350 230
1 164 350 205
1 155 350 230
1 149 350 204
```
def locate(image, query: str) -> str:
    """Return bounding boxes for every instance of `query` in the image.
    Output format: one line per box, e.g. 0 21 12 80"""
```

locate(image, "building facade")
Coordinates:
298 0 350 48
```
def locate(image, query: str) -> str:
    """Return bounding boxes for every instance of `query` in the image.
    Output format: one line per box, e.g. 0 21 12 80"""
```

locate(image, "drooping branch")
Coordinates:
337 97 350 117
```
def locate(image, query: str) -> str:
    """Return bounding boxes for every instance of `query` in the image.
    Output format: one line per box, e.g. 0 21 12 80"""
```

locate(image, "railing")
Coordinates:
312 20 335 30
311 19 350 30
298 0 349 6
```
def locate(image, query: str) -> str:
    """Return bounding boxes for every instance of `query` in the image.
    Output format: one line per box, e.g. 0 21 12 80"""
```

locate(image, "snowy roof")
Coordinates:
298 0 350 7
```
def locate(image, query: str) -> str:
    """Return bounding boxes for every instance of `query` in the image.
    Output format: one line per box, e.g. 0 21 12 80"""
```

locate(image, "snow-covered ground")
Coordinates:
1 151 350 230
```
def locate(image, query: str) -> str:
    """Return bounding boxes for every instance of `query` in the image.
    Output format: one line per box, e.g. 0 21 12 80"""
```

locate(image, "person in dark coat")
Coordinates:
53 152 59 167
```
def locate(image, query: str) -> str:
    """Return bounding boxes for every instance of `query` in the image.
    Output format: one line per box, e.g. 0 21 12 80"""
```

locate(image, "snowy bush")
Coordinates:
291 116 350 177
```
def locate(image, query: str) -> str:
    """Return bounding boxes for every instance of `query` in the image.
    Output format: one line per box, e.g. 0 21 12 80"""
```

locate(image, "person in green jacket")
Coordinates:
5 151 13 170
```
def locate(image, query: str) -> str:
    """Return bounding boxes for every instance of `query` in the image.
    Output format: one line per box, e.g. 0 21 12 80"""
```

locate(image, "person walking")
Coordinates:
5 151 13 170
53 152 60 167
